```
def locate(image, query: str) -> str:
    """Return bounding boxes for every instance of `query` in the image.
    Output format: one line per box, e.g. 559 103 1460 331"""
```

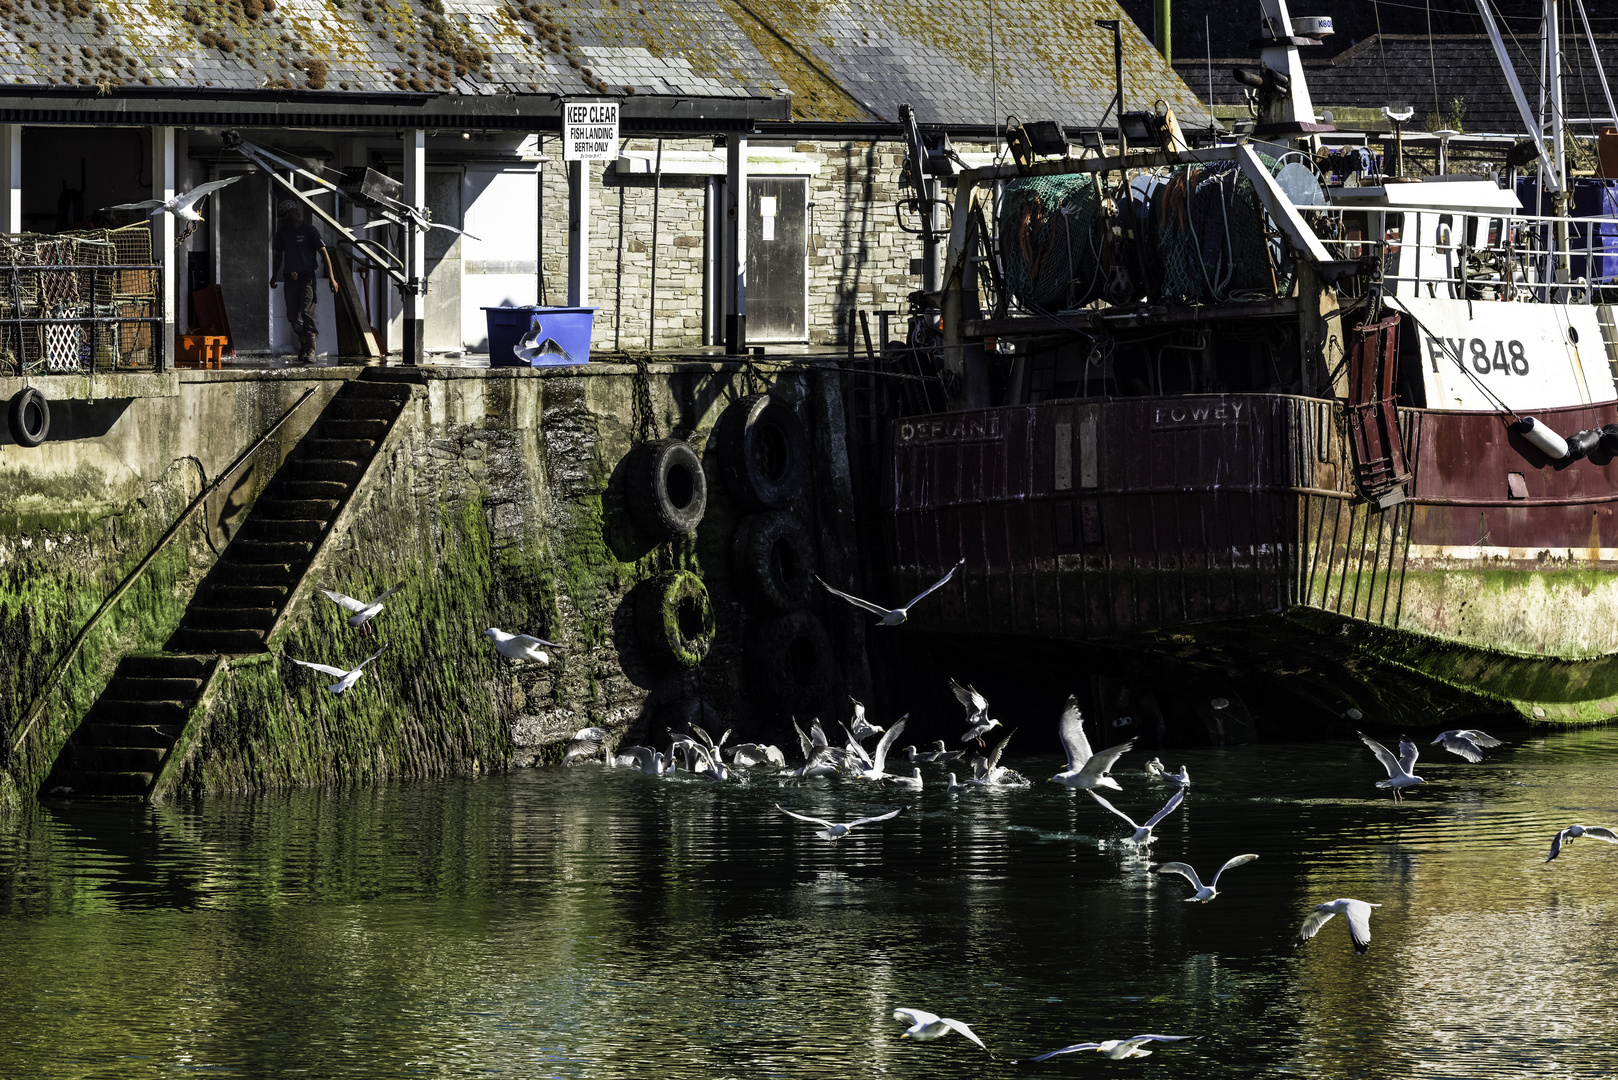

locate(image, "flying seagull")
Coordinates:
1298 898 1381 954
848 716 907 780
107 175 242 223
728 742 786 768
848 697 885 741
1024 1034 1196 1062
514 322 578 365
1157 853 1258 902
1050 695 1134 791
1430 729 1504 763
1360 732 1424 801
562 727 607 765
289 645 388 696
776 803 902 842
892 1008 988 1052
1546 823 1618 862
484 627 560 664
319 584 404 632
815 558 964 626
1089 787 1185 847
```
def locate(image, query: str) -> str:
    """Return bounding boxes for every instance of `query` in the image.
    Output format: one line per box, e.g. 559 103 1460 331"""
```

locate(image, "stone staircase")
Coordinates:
41 375 415 799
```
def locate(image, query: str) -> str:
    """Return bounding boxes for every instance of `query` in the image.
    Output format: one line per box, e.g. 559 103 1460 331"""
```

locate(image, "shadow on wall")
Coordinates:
0 395 131 446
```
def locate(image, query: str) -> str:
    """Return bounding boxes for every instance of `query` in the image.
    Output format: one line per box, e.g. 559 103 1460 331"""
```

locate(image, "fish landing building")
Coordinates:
0 0 1203 366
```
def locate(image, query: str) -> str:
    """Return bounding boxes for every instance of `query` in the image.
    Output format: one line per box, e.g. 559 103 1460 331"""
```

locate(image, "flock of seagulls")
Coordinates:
285 580 561 694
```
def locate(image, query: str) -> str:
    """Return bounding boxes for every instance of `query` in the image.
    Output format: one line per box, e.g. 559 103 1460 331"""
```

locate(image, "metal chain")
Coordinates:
629 353 657 444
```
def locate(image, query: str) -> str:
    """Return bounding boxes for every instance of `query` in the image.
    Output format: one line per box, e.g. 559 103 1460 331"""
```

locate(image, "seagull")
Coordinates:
929 740 964 763
949 678 990 724
780 744 845 780
1431 729 1504 763
1360 732 1424 801
1051 695 1134 791
1156 853 1258 902
483 627 559 664
776 803 903 842
962 714 1003 744
967 729 1019 786
319 584 404 632
848 697 885 741
1145 757 1165 777
562 726 607 765
514 323 578 365
619 745 667 776
815 558 964 627
728 742 786 768
289 645 387 696
849 716 907 780
946 772 969 794
1089 788 1185 847
888 767 924 790
904 744 939 764
1546 823 1618 862
892 1008 988 1051
106 175 242 222
1298 898 1381 954
1024 1034 1196 1062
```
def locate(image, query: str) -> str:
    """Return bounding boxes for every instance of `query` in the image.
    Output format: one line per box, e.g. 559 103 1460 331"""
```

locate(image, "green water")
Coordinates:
3 729 1618 1078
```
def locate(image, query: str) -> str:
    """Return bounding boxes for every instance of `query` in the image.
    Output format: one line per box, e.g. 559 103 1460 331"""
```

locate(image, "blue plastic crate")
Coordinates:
483 306 596 367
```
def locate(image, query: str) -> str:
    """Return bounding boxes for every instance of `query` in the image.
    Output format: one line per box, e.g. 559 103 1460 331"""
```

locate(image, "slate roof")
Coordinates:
0 0 1205 130
721 0 1207 127
1177 35 1618 135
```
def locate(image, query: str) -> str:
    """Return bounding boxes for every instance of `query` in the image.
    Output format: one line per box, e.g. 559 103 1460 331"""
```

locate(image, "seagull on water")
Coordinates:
967 729 1020 786
1431 729 1504 763
1156 853 1258 902
1298 898 1381 954
888 767 924 790
289 645 388 696
946 772 969 794
815 559 964 627
1089 787 1185 847
728 742 786 768
847 716 907 780
1360 732 1424 801
1024 1034 1196 1062
484 627 560 665
319 584 404 632
1050 695 1134 792
619 745 667 776
1546 823 1618 862
562 726 607 765
892 1008 988 1052
106 175 242 223
776 803 902 842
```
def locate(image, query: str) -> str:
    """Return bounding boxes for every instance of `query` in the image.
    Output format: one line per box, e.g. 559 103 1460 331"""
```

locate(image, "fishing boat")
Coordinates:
877 0 1618 739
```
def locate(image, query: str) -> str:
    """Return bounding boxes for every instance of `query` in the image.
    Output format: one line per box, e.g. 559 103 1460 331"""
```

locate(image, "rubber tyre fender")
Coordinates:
719 393 810 512
634 570 715 670
730 510 814 612
7 388 50 447
745 609 839 717
628 437 707 536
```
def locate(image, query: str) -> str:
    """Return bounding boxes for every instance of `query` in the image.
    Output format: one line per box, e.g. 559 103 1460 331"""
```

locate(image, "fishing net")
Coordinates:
999 173 1105 312
1155 158 1286 305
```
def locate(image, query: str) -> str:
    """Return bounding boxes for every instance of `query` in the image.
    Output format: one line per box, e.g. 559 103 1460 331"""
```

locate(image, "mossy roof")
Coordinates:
0 0 1203 128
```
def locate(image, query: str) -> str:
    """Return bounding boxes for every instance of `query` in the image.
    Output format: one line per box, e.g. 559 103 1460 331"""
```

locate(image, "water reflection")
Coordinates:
1 730 1617 1076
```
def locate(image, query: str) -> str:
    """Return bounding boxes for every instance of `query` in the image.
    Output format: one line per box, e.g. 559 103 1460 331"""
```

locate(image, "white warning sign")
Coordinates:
563 100 620 161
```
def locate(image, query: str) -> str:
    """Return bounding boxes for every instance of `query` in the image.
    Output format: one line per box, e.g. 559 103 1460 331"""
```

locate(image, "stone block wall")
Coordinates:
539 136 996 352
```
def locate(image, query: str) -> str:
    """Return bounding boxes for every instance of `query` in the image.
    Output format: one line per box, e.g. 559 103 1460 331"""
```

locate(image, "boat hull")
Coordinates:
884 393 1618 725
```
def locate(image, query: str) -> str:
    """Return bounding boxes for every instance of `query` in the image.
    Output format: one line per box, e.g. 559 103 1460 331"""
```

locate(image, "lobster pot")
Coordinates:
999 174 1106 312
1154 160 1280 305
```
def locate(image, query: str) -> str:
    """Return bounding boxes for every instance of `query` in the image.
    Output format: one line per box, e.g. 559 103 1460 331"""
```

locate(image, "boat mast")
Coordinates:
1254 0 1318 128
1473 0 1560 191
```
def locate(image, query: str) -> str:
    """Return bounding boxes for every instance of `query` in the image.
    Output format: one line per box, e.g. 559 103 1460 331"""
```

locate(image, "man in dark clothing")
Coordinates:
271 200 325 363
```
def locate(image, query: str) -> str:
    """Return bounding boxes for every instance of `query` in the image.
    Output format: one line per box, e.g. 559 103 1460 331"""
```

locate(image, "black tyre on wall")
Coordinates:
746 609 839 718
7 388 50 447
731 511 814 612
629 437 707 537
634 570 715 670
719 393 810 512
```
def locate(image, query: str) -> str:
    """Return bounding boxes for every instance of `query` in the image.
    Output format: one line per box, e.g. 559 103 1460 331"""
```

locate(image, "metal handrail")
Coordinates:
4 385 318 767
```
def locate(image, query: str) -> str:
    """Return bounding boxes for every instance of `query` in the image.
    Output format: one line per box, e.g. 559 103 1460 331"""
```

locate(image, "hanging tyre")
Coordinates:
634 570 715 670
746 609 838 717
731 511 814 612
7 388 50 447
628 437 707 537
719 393 810 512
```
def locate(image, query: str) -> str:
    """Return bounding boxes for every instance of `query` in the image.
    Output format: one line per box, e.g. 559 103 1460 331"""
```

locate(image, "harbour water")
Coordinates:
3 727 1617 1077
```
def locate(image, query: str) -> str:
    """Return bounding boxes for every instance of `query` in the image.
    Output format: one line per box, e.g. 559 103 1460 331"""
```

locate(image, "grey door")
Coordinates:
745 177 807 342
425 169 462 353
215 168 271 352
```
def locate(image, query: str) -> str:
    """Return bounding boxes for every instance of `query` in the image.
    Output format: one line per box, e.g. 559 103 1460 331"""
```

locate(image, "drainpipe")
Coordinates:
151 126 176 370
1155 0 1171 63
403 128 426 365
